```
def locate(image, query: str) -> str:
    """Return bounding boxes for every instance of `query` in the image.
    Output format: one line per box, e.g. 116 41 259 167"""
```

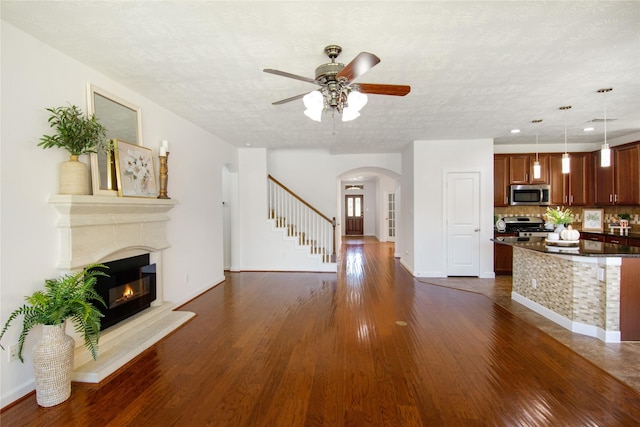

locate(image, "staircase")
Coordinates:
268 175 336 264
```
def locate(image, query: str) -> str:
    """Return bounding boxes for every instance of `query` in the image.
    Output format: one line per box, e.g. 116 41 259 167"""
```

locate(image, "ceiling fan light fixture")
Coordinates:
341 108 360 122
347 90 368 111
265 45 410 124
341 90 367 121
303 91 324 122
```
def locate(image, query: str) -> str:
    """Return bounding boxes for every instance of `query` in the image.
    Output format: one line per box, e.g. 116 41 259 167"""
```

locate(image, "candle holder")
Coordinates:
158 152 170 199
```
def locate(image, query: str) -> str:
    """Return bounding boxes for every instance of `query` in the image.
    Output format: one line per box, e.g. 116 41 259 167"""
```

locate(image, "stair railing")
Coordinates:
267 175 336 263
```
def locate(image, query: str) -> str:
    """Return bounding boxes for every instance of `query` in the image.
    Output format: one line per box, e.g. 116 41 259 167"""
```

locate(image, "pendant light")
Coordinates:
560 106 571 174
598 88 613 167
532 119 542 179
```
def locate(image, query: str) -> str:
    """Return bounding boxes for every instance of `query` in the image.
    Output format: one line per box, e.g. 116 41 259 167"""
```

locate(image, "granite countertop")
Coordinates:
492 236 640 257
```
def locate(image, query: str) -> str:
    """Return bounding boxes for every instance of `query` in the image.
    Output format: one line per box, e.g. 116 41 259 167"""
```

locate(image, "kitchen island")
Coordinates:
493 237 640 342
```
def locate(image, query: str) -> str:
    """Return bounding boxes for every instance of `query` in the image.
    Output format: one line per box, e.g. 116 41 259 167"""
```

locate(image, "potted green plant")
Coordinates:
619 213 631 228
545 206 575 235
38 104 107 195
0 264 108 407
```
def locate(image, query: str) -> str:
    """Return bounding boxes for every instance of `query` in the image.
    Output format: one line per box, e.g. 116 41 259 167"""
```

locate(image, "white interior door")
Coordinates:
446 172 480 276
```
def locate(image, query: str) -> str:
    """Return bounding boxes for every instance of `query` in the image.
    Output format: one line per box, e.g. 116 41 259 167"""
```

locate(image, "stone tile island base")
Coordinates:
511 247 622 343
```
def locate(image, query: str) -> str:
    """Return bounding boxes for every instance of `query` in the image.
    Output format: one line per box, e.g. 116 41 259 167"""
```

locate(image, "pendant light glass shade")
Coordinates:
601 143 611 167
599 88 613 167
533 161 541 179
562 153 570 174
532 119 542 179
560 106 571 174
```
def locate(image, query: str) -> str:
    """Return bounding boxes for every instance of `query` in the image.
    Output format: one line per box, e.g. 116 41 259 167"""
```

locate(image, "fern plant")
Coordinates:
0 264 108 362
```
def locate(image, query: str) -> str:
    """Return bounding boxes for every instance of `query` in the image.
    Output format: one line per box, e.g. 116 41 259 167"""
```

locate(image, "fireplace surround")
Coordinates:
97 254 157 330
48 195 194 383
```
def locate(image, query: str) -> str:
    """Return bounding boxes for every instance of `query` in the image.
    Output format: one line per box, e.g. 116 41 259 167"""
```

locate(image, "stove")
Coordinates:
502 216 550 237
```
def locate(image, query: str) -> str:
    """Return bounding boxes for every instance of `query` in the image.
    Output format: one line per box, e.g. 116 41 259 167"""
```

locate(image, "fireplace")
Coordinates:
49 196 195 383
96 254 157 330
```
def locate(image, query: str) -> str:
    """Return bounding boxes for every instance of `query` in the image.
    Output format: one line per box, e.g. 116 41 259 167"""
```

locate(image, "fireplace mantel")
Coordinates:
49 195 178 270
48 195 192 384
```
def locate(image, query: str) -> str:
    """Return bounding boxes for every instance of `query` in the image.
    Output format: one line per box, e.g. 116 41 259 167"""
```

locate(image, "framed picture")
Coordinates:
582 208 604 232
114 139 158 198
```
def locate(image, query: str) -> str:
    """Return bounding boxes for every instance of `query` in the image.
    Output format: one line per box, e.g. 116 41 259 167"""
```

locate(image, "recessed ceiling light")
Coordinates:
510 129 520 134
245 143 251 146
584 127 594 132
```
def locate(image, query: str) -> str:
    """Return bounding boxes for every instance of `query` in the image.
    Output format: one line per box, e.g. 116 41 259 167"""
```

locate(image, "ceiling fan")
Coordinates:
263 45 411 122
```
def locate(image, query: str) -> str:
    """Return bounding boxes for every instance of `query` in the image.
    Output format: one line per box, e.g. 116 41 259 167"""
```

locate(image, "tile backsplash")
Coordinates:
494 206 640 233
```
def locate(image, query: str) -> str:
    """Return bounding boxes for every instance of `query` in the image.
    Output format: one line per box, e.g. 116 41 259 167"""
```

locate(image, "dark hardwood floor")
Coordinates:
3 237 640 426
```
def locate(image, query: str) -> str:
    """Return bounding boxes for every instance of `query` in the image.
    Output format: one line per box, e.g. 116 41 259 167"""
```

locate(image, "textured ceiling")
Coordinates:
2 1 640 154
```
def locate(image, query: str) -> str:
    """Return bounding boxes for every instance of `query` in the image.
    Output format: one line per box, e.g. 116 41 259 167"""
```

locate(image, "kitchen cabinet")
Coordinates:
494 155 509 207
629 238 640 248
594 142 640 205
580 232 605 242
605 235 628 245
549 153 591 206
509 154 549 184
614 144 640 205
494 235 514 275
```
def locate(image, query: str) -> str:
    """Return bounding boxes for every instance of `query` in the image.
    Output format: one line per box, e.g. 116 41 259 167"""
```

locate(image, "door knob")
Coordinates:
474 228 480 232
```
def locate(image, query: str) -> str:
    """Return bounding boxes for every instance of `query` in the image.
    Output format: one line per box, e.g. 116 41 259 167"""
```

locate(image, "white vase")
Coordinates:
60 155 90 195
32 322 75 407
555 224 565 234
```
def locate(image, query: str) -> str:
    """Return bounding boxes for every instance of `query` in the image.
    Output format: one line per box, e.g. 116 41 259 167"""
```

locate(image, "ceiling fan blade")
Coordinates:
271 92 309 105
336 52 381 82
263 69 317 85
354 83 411 96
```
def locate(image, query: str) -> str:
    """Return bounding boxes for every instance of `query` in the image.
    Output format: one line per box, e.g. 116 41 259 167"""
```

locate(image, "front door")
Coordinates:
345 195 364 235
446 172 480 276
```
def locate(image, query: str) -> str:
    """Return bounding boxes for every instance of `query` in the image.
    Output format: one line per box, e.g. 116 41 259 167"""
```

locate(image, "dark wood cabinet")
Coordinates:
530 154 549 184
629 237 640 248
594 142 640 205
494 155 510 207
620 258 640 340
580 232 605 242
605 235 628 245
494 239 514 275
614 144 640 205
509 154 530 184
549 153 591 206
509 154 549 184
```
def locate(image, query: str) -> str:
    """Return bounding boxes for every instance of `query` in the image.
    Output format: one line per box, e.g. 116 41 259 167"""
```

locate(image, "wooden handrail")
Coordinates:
268 175 332 224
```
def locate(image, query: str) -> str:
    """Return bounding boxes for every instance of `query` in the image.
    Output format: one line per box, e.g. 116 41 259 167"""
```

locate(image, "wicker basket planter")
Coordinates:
32 322 75 407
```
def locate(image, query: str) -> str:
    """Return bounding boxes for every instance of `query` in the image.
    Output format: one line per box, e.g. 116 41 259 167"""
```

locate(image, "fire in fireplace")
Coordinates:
95 254 157 330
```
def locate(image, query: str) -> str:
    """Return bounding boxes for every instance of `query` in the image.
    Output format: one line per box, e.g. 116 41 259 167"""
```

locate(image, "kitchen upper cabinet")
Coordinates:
594 142 640 205
509 155 530 184
494 155 510 206
508 154 549 184
593 150 615 205
549 153 591 206
530 154 549 184
614 143 640 205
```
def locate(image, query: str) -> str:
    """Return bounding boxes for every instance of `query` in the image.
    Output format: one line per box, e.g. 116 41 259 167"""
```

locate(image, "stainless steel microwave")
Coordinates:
509 184 551 206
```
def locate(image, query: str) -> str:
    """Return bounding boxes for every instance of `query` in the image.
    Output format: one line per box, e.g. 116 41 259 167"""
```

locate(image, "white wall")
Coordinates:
410 139 495 278
0 22 237 407
267 149 402 216
399 145 415 273
341 180 377 236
